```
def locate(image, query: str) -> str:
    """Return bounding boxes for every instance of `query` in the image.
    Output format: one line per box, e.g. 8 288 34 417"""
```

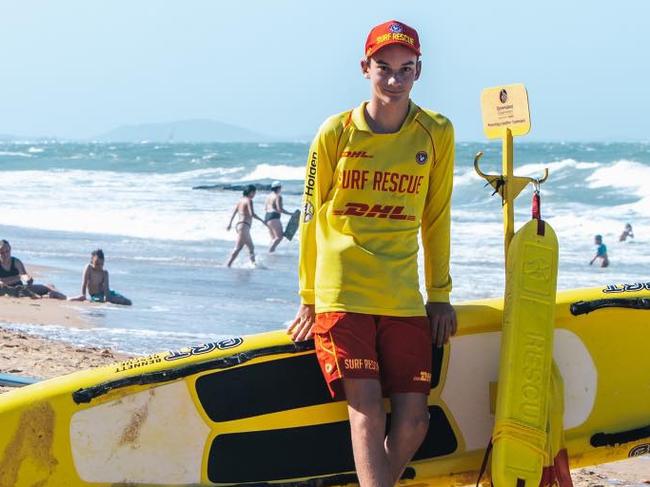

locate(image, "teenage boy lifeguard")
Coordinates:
288 20 457 486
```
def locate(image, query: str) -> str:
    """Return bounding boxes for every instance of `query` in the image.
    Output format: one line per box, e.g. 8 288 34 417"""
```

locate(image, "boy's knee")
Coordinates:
393 408 429 439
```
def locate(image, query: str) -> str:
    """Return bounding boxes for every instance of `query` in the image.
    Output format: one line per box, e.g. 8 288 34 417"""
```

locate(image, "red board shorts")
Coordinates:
312 312 433 399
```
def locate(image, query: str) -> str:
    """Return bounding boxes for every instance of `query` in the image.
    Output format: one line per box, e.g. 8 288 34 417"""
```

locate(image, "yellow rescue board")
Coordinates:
0 284 649 486
492 219 559 487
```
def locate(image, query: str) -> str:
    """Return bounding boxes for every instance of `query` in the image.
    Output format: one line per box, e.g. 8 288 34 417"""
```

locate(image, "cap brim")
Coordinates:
366 41 421 58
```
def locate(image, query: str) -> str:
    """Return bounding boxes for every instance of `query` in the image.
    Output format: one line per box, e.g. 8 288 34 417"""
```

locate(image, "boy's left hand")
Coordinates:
425 302 457 348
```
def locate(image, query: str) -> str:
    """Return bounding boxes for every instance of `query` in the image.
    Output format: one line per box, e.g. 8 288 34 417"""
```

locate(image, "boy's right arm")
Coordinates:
290 121 338 341
102 271 110 301
81 265 89 296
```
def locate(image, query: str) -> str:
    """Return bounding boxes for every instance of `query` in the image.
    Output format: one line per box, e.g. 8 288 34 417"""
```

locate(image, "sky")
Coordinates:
2 0 649 141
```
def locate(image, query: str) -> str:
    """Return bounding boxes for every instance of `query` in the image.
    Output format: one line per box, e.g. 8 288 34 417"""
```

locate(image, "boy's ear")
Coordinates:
360 57 371 79
415 59 422 81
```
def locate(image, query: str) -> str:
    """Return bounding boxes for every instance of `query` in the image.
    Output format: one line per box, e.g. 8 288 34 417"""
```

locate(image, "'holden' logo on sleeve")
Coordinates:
415 151 428 165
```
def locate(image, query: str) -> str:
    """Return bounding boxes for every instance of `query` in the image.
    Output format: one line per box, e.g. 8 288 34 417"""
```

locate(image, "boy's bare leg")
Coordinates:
385 393 429 483
343 379 392 487
107 294 132 306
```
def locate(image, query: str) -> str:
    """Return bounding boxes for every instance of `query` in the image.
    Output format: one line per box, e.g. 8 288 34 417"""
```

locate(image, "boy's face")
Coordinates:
92 256 104 268
595 237 601 244
361 44 421 104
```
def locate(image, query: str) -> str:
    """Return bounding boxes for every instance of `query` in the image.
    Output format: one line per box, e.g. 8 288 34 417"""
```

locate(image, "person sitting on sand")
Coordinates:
619 223 634 242
264 181 293 252
226 185 267 267
68 249 132 305
590 234 609 268
0 239 66 299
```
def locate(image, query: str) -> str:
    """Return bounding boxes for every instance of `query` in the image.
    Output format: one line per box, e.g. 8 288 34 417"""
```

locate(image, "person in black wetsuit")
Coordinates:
0 239 66 299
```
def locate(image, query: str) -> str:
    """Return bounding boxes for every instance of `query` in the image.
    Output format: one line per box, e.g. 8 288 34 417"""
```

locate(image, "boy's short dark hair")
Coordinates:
91 249 105 260
243 184 257 196
0 239 9 247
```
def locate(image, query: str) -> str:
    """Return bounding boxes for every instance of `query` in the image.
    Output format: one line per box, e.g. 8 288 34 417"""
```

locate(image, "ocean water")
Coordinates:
1 141 649 354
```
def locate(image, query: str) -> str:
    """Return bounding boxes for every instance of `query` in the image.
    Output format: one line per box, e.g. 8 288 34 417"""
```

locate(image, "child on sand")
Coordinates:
226 185 268 267
69 249 132 305
590 235 609 267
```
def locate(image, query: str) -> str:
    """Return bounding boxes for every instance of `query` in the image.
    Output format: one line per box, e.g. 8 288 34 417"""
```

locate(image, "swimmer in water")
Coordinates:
619 223 634 242
590 234 609 268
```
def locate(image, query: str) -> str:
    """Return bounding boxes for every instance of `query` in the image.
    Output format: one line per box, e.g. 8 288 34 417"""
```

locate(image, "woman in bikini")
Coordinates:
0 239 66 299
264 181 293 252
226 185 267 267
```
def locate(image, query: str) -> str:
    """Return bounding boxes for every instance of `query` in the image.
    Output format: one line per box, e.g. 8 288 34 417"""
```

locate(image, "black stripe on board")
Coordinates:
570 298 650 316
591 424 650 447
196 345 445 422
207 405 457 483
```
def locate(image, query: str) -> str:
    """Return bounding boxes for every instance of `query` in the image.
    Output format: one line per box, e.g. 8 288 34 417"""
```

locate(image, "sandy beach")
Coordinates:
0 296 90 328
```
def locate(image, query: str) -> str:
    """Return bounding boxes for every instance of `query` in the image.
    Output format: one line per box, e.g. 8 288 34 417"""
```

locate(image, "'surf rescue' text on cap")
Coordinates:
365 20 421 58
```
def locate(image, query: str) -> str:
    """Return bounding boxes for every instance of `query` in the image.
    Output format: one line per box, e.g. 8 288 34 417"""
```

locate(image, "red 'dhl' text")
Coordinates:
332 203 416 221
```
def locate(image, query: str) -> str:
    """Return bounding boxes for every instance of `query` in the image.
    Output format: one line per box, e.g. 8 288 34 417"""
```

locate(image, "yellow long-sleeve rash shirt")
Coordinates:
299 101 454 316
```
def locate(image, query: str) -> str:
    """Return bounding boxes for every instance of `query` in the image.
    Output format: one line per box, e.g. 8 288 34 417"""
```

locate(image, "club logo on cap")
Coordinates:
416 151 428 165
389 23 403 33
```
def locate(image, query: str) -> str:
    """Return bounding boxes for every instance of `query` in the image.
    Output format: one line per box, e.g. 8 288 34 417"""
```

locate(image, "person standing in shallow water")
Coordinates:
226 185 267 267
264 181 293 252
288 20 456 487
590 234 609 267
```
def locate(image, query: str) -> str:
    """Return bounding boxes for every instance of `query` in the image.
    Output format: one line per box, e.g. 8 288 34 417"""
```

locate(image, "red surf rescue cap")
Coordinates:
364 20 421 58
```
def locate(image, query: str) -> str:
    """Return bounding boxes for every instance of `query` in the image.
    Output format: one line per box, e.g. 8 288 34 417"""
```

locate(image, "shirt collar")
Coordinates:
351 100 419 134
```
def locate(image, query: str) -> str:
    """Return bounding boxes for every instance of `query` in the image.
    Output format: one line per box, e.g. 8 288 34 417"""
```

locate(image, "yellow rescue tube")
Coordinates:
492 219 559 487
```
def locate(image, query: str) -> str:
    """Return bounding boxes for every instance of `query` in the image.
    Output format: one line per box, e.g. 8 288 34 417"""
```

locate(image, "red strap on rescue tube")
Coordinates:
532 191 541 220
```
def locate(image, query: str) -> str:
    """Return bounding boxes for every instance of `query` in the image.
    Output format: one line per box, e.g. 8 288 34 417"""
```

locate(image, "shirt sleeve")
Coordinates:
298 123 337 305
421 120 454 303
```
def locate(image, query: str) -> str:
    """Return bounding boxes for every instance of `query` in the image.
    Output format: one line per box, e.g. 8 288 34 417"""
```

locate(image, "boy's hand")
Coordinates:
227 224 232 231
288 304 315 342
426 301 457 348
